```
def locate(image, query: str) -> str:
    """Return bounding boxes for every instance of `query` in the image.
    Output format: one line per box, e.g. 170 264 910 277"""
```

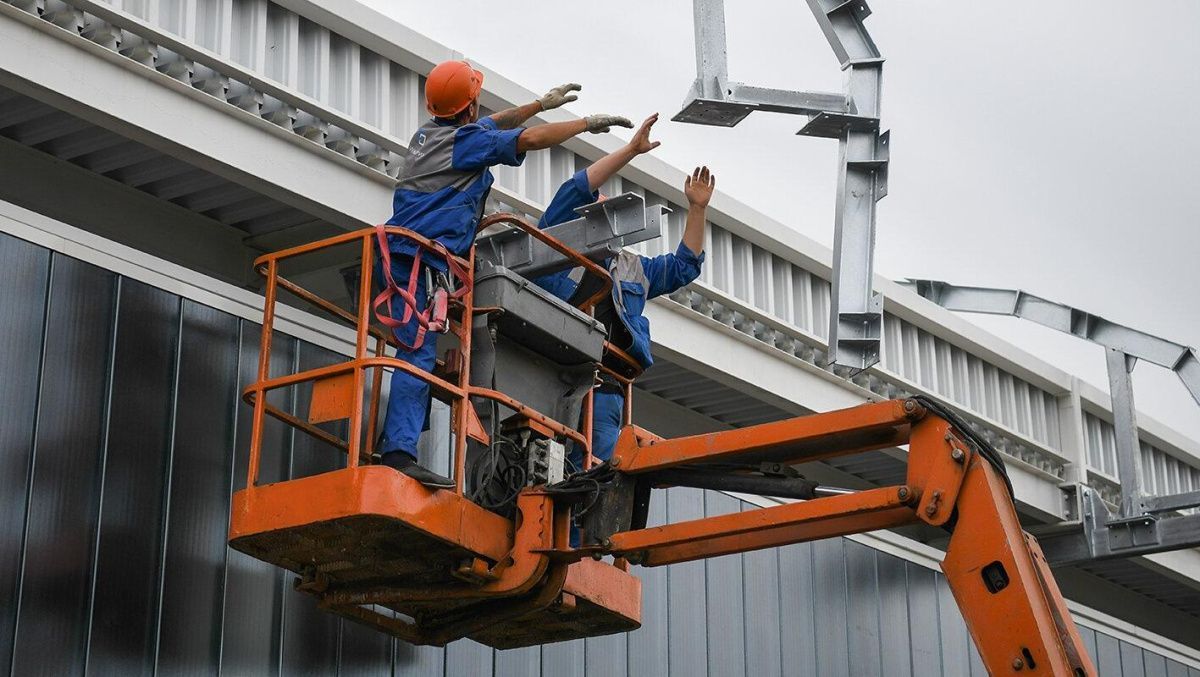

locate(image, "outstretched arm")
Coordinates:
682 166 715 254
585 113 662 191
516 114 632 153
640 166 716 299
489 101 543 130
490 83 582 129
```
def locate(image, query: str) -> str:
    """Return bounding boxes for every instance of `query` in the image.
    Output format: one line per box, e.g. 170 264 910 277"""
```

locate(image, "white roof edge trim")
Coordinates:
1076 379 1200 466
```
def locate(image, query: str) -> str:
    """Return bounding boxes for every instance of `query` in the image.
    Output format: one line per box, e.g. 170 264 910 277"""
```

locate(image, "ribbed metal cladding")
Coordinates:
0 231 1195 676
0 84 324 244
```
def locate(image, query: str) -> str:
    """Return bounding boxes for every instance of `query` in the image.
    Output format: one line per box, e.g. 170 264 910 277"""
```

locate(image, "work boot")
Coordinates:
381 452 456 489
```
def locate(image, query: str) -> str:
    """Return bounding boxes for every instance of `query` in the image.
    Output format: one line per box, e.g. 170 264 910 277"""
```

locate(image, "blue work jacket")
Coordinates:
534 171 705 369
387 116 525 269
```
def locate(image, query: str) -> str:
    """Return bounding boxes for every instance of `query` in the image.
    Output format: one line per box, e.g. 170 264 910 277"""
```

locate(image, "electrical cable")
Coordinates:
910 395 1014 498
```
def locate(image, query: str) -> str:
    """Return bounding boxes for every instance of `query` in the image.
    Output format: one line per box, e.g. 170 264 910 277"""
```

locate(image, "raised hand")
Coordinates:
684 166 716 208
628 113 662 155
538 83 581 111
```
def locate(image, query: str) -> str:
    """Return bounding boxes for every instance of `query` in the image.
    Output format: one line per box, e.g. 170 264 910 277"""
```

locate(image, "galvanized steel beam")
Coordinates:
901 280 1200 409
1143 489 1200 515
673 0 888 372
1039 486 1200 568
902 278 1200 522
1106 348 1144 518
475 193 666 280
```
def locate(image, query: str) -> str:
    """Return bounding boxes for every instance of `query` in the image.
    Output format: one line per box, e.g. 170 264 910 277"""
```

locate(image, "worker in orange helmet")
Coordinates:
377 59 633 488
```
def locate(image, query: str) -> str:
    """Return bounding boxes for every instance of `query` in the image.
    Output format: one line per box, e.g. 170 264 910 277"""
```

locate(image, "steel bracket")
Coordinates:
1105 513 1160 552
474 193 665 280
672 79 851 127
672 95 757 128
1038 485 1200 567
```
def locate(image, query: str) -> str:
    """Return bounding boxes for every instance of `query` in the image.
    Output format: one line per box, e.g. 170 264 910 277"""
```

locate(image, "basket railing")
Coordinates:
243 217 643 496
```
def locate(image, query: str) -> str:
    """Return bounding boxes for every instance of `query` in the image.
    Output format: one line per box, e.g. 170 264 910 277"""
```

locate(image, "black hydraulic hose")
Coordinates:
910 395 1015 499
648 467 819 500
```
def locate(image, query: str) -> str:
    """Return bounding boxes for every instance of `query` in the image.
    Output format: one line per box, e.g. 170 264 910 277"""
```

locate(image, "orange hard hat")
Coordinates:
425 60 484 118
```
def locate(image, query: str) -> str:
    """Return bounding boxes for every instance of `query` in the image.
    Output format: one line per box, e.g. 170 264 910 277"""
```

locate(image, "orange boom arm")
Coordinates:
595 400 1094 676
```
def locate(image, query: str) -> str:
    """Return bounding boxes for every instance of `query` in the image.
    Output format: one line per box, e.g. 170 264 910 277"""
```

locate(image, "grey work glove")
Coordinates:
538 83 581 111
584 114 634 134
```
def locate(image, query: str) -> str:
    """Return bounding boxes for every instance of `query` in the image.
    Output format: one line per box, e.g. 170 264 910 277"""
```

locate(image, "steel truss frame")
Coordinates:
674 0 889 372
902 279 1200 565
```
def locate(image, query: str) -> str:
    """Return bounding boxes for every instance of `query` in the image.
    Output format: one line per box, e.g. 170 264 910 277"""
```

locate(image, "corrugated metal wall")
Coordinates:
1 230 1195 676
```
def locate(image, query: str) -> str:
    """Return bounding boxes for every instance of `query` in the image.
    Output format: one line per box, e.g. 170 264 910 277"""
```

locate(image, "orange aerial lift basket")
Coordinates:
227 216 644 648
229 217 1096 674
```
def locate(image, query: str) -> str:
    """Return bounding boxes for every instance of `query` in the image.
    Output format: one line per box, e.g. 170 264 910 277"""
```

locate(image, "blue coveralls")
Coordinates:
534 170 705 467
379 116 525 458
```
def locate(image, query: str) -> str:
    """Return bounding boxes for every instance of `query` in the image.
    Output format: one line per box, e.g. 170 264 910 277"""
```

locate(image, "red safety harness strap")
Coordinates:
373 225 471 352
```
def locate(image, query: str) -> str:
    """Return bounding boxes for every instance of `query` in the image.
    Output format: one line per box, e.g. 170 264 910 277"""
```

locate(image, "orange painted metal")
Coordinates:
609 486 916 566
462 555 641 649
940 455 1096 676
472 386 590 450
314 492 555 605
582 387 596 470
561 556 642 623
602 399 1093 674
450 245 475 494
602 342 643 380
905 415 973 527
229 464 513 563
308 372 357 423
610 398 923 473
364 335 386 456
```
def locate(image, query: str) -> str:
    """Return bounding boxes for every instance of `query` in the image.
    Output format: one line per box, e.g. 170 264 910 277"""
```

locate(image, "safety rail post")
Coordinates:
582 388 595 471
346 234 375 467
452 248 476 496
247 258 279 487
623 381 634 428
241 222 610 499
365 335 386 459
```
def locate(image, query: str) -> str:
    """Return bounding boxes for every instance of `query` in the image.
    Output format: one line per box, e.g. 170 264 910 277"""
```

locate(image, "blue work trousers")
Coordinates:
376 255 437 457
568 390 624 472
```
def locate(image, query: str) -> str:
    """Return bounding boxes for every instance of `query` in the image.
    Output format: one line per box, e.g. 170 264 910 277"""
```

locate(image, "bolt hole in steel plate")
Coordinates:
671 98 756 127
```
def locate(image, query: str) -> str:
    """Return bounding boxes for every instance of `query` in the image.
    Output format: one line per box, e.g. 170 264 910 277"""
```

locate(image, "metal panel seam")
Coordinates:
215 319 246 677
151 295 185 676
80 273 121 676
5 250 54 677
276 338 301 675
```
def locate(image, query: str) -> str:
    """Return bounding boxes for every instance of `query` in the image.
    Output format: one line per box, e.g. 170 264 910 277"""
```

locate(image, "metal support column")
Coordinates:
673 0 886 371
1105 348 1144 518
802 1 888 371
691 0 728 101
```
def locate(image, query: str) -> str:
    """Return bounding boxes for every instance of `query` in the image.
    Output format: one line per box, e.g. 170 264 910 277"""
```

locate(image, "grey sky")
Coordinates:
363 0 1200 439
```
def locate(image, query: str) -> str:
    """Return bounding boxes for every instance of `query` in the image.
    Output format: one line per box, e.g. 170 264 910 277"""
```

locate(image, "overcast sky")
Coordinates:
364 1 1200 440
